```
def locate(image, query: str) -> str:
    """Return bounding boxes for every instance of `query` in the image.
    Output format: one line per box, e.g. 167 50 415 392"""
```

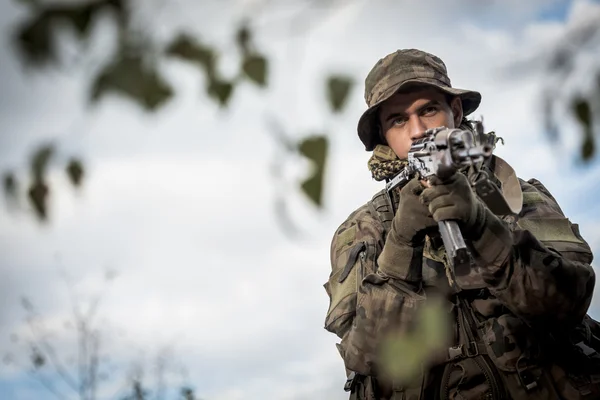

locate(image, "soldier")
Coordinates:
323 49 600 399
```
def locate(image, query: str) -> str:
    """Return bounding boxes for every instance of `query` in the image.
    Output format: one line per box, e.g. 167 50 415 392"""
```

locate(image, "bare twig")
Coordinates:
28 369 69 400
23 302 79 393
154 351 166 400
89 331 100 400
78 319 88 400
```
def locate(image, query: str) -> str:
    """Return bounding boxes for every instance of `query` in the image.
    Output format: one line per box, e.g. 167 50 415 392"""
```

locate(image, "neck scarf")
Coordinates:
367 145 407 181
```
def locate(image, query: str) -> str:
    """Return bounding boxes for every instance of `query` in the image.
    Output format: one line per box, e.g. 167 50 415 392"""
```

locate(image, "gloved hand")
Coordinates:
378 178 437 283
420 172 486 239
421 171 513 269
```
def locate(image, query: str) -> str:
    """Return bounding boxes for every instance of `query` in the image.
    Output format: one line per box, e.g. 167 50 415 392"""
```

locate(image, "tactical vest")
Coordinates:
346 187 600 400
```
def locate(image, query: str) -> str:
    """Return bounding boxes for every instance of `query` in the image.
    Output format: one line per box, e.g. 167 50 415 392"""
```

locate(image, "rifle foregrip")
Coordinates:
437 220 471 277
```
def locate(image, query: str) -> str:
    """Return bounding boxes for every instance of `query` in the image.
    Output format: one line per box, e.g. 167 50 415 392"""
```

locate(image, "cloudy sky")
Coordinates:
2 0 600 399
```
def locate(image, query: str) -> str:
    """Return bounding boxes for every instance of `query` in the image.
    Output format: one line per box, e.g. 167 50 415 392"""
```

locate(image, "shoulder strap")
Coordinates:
368 188 395 239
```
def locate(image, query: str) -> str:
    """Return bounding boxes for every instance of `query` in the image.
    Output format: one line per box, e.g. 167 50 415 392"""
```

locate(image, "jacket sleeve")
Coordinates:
469 178 595 327
323 205 426 377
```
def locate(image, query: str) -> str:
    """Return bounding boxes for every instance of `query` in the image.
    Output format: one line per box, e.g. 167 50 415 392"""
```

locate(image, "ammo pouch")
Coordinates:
465 308 600 400
344 372 379 400
544 315 600 399
438 298 600 400
344 371 424 400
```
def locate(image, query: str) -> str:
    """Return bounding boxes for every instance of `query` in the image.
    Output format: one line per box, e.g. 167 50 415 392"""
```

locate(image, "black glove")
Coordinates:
421 172 513 268
420 172 486 239
378 178 437 283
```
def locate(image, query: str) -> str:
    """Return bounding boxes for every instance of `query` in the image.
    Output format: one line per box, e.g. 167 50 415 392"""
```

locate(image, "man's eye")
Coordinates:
423 106 438 116
392 118 406 126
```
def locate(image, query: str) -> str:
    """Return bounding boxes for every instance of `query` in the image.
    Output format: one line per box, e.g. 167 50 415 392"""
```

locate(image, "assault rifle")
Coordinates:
385 123 495 277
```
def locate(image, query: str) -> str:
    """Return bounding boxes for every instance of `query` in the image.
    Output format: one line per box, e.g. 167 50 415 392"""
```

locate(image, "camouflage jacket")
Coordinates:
324 164 597 399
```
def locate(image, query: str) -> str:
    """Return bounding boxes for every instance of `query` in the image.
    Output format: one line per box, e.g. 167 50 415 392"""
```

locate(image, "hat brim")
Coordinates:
357 80 481 151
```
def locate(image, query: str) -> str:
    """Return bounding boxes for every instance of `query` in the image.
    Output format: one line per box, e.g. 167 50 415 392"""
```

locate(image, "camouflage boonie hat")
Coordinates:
358 49 482 151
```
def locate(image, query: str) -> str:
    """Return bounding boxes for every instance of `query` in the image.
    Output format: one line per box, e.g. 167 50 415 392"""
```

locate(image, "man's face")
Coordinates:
378 86 463 159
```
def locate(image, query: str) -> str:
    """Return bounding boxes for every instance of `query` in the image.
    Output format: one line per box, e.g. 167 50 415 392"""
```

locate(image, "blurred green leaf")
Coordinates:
327 75 353 113
166 33 216 76
207 78 234 107
298 135 328 207
3 172 17 199
65 7 95 38
30 144 54 182
31 348 45 368
418 299 449 346
91 54 173 111
380 337 422 384
236 24 252 54
181 387 195 400
66 158 84 187
379 299 449 385
582 130 595 161
572 98 595 161
13 0 121 66
242 54 268 87
28 180 49 221
573 98 592 128
14 8 54 65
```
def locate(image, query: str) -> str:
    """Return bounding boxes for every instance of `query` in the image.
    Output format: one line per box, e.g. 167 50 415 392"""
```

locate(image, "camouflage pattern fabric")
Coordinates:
324 171 597 399
367 145 408 182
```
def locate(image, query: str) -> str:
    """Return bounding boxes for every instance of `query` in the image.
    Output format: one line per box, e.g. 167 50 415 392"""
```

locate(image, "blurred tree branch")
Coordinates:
4 0 356 230
508 12 600 163
5 270 200 400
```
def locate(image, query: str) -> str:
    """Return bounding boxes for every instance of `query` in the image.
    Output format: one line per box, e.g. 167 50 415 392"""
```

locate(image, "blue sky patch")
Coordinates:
535 0 572 22
0 377 50 400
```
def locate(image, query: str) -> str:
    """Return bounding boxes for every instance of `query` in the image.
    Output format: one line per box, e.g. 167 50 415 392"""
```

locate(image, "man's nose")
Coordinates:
408 117 427 140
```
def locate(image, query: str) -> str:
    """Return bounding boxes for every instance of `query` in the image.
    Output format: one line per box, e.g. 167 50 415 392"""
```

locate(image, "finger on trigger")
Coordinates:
407 178 425 195
428 175 443 186
420 185 448 205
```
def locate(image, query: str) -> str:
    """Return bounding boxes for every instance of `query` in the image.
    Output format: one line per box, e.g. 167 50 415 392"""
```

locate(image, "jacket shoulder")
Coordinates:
518 177 564 216
517 177 592 261
331 200 386 263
